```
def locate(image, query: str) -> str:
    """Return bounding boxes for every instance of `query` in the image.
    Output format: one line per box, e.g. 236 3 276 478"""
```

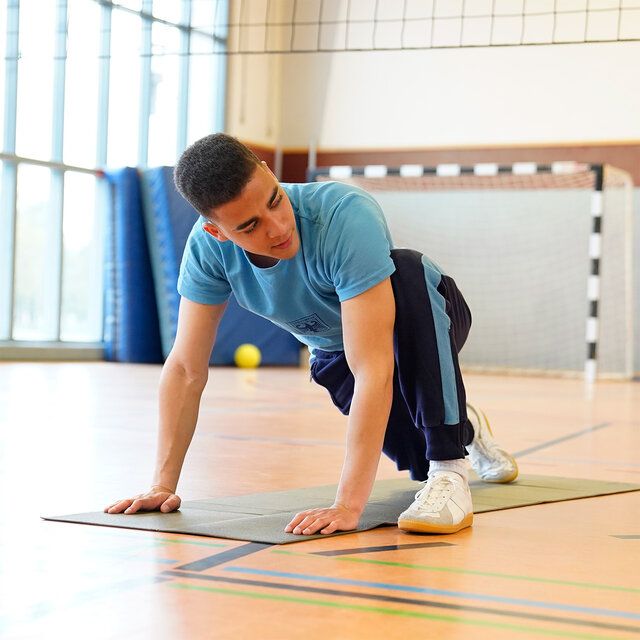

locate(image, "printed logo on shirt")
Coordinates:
287 313 331 334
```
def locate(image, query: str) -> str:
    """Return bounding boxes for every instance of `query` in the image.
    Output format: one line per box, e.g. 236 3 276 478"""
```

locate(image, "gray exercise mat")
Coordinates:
43 475 640 544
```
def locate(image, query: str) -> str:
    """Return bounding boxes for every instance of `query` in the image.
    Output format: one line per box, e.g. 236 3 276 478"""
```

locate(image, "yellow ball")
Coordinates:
234 343 262 368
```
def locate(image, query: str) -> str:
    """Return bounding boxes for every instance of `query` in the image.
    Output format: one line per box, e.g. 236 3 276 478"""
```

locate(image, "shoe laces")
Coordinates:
414 476 455 512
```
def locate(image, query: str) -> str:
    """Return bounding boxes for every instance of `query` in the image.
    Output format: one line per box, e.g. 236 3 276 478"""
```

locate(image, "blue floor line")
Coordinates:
223 566 640 621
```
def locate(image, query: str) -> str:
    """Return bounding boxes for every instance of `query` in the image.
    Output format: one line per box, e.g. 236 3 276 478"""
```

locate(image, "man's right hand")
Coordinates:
104 486 181 514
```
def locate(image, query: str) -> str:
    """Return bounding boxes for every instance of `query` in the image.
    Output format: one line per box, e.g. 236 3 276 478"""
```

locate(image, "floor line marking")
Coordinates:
175 542 272 571
271 550 640 594
611 535 640 539
166 581 627 640
223 566 640 621
312 542 454 556
521 456 640 469
513 423 611 458
158 538 229 548
163 570 640 635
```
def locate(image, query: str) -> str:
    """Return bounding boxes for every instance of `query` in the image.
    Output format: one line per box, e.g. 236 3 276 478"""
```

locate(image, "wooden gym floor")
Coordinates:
0 362 638 639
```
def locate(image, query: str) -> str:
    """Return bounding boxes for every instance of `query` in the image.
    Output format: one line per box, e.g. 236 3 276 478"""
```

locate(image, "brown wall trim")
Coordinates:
277 144 640 185
245 142 275 168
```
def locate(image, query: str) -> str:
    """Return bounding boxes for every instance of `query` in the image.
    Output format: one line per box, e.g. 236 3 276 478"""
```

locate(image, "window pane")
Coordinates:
147 23 180 165
13 165 57 340
61 173 103 342
64 0 101 168
107 9 141 167
15 0 55 160
191 0 214 29
187 33 223 144
0 1 6 151
153 0 184 24
114 0 142 10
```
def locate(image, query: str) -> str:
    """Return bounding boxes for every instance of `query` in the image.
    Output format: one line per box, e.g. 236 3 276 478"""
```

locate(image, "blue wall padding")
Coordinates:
139 166 197 358
211 295 302 365
139 167 301 366
103 168 163 363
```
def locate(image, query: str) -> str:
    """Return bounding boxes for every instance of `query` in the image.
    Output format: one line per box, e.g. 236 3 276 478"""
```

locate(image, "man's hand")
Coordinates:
104 486 181 515
284 504 361 535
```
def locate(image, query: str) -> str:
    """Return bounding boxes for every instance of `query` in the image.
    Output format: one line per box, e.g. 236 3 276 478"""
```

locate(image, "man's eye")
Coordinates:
271 194 283 208
244 221 258 234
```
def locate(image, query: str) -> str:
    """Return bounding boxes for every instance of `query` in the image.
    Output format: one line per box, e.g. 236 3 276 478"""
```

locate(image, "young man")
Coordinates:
105 134 518 535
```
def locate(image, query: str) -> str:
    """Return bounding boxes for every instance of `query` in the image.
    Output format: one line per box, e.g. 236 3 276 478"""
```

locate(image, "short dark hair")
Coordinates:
173 133 262 217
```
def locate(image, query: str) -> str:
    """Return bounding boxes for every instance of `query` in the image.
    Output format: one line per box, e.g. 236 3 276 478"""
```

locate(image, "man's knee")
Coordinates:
438 275 472 351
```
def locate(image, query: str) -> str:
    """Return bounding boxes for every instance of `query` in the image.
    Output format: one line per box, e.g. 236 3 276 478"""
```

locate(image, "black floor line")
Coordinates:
175 542 273 571
162 569 640 634
313 542 454 556
513 422 611 458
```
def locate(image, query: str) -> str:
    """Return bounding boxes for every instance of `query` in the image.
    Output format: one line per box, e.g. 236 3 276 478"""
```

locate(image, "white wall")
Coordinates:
226 52 283 147
224 0 640 149
225 0 282 147
276 41 640 149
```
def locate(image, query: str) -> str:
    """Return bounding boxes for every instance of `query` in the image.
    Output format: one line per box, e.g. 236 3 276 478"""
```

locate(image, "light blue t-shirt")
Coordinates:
177 181 396 354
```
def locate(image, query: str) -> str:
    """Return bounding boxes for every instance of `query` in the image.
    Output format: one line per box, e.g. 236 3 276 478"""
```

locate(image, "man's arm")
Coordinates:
285 278 395 535
105 297 226 514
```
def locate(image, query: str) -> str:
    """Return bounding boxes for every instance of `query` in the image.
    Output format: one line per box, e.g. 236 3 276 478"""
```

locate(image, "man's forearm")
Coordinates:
334 373 393 513
152 360 208 492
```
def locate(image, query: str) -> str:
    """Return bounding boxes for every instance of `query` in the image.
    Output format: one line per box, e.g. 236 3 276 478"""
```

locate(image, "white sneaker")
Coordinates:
397 471 473 534
466 403 518 483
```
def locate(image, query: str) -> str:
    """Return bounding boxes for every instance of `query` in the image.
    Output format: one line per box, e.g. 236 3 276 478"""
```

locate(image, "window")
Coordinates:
64 0 101 168
13 164 56 340
61 172 103 342
148 22 181 165
0 0 228 349
15 0 56 161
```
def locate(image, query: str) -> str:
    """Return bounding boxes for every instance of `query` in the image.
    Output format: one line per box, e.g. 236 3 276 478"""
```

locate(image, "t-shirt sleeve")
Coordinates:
325 192 396 302
177 229 232 305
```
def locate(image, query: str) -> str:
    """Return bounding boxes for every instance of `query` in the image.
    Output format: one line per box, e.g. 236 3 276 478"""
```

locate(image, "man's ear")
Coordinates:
202 222 228 242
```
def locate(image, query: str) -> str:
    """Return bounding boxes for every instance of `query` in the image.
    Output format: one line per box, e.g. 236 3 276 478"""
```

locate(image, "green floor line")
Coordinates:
272 550 639 594
167 582 622 640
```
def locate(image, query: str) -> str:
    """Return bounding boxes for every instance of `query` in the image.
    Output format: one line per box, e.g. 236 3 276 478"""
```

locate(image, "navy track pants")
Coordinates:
310 248 474 481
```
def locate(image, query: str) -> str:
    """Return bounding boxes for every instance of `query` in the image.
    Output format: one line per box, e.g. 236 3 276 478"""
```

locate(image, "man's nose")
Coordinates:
267 211 288 238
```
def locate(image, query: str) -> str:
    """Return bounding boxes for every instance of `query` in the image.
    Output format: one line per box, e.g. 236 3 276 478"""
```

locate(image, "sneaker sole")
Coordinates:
397 512 474 534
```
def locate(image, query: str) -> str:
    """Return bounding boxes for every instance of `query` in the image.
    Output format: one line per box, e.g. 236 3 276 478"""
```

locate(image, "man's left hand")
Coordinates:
284 504 361 535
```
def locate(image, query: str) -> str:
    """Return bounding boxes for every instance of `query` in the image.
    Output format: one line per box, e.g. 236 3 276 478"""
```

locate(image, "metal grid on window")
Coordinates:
0 0 228 348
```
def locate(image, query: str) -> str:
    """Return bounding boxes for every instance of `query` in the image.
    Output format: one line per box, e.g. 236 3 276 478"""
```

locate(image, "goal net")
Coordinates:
309 162 634 379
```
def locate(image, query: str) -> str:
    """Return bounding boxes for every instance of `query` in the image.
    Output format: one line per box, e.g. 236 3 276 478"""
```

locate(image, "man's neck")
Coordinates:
247 252 279 269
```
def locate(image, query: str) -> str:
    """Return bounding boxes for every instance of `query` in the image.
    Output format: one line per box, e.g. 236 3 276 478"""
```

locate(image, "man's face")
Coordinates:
202 163 299 264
